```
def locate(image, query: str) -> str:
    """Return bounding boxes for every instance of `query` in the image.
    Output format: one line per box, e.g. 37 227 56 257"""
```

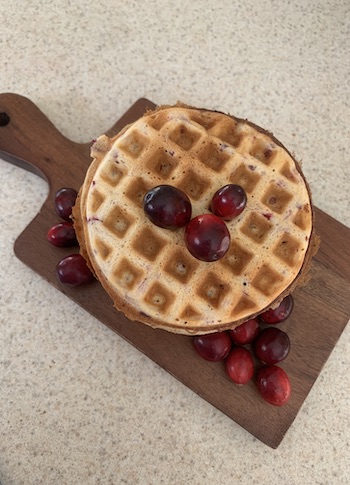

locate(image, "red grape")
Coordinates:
185 214 230 262
254 327 290 365
56 254 94 286
210 184 247 220
47 221 78 247
143 185 192 229
193 332 232 361
229 318 260 345
256 365 291 406
259 295 294 324
225 347 254 385
54 187 78 221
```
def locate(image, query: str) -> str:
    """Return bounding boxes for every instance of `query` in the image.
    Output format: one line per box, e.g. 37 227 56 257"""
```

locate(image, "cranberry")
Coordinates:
210 184 247 220
185 214 230 262
254 327 290 365
256 365 291 406
193 332 231 362
47 221 78 247
143 185 192 229
225 347 254 385
54 187 78 221
259 295 294 324
56 254 94 286
229 318 260 345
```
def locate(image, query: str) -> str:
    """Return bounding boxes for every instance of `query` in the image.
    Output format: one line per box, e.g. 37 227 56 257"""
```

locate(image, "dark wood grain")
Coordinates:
1 93 350 448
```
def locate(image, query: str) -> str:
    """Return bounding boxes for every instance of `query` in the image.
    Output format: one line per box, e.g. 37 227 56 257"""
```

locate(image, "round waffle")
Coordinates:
73 104 317 335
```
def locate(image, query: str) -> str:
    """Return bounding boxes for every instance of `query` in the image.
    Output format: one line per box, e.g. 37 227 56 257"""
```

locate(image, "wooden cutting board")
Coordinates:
1 93 350 448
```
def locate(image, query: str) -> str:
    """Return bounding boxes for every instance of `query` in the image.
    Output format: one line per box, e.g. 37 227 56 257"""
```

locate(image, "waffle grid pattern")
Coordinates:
82 107 312 333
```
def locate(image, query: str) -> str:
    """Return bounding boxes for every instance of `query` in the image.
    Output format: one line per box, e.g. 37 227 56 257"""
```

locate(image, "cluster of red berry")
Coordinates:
47 188 94 286
143 183 247 262
192 295 294 406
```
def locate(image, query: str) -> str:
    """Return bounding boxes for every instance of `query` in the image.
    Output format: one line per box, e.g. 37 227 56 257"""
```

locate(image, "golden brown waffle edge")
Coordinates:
72 104 319 335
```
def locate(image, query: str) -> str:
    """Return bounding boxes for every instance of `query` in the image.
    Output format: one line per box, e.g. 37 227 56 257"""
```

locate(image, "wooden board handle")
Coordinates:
0 93 89 184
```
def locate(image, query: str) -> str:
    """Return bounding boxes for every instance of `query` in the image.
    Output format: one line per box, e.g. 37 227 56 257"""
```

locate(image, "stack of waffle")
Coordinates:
73 104 318 335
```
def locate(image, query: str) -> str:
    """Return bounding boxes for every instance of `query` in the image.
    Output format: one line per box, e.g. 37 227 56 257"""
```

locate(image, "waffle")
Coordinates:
73 104 318 335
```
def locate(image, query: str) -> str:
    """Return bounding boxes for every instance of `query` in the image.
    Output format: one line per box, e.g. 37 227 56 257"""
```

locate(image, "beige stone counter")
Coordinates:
1 1 349 484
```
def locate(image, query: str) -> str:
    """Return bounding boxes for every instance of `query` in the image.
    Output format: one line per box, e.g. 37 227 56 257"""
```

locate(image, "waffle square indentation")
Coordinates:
113 258 143 290
125 178 152 208
280 161 301 183
146 148 179 180
178 169 210 200
293 204 311 230
252 264 284 296
221 240 253 275
231 295 257 317
89 189 105 213
104 206 135 238
273 233 302 267
132 227 167 262
119 130 148 159
197 141 231 171
169 123 202 151
189 112 217 130
241 212 273 244
250 140 277 165
144 282 175 313
208 119 243 147
197 273 229 309
147 112 169 131
164 250 199 284
180 305 201 322
230 163 260 193
100 160 124 187
94 237 112 260
261 183 293 214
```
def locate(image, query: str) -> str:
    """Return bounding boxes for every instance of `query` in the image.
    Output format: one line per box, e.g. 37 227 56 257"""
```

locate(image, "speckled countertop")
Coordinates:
1 1 350 484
